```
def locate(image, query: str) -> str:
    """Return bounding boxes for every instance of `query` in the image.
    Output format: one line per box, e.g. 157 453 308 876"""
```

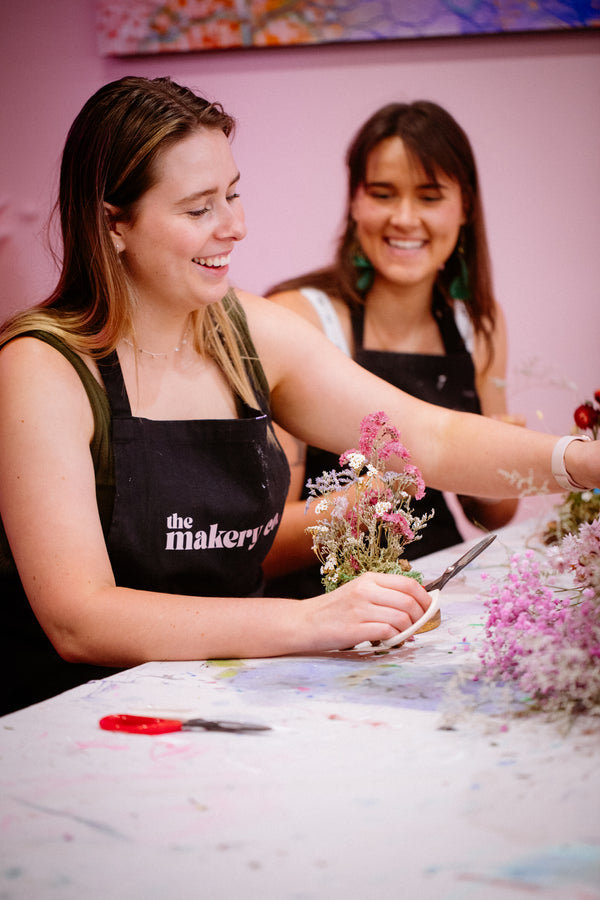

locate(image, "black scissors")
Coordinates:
99 714 271 735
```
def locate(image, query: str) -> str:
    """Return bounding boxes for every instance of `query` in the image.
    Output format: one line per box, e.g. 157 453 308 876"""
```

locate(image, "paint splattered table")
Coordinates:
1 520 599 900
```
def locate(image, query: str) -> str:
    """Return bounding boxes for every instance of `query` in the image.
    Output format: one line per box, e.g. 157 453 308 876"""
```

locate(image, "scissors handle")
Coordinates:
99 714 183 735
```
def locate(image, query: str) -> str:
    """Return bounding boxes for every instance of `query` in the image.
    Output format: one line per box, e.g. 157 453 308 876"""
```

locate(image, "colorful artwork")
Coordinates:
96 0 599 56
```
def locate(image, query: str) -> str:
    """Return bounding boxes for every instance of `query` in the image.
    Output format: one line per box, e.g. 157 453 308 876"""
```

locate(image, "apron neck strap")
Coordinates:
97 352 132 417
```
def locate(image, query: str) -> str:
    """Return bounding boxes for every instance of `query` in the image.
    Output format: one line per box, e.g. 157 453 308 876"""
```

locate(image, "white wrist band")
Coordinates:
551 434 591 491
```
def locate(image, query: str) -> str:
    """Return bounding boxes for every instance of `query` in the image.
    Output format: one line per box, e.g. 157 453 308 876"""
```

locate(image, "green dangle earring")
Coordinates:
449 232 470 301
352 252 375 293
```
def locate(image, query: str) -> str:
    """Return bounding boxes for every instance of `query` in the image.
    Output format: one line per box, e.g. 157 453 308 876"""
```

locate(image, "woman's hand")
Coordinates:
296 572 433 652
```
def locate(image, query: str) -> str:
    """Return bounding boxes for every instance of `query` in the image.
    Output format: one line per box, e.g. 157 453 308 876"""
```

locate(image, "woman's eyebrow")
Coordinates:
177 171 241 206
364 180 395 190
363 178 445 190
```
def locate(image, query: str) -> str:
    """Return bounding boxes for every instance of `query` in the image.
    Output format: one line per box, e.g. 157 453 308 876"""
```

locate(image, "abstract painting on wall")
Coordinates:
96 0 599 56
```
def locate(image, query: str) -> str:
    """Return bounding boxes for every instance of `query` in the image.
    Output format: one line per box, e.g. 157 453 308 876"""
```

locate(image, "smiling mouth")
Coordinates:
192 253 231 268
386 239 426 250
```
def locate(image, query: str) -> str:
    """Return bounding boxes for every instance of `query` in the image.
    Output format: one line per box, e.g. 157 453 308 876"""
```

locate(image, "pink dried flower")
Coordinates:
478 518 600 715
403 463 426 501
358 411 410 461
381 511 415 541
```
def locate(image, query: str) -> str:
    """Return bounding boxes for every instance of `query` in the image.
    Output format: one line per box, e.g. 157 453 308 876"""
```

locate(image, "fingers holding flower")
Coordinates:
300 571 432 651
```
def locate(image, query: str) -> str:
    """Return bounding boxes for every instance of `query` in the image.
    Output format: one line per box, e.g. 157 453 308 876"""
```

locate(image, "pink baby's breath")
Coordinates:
478 518 600 715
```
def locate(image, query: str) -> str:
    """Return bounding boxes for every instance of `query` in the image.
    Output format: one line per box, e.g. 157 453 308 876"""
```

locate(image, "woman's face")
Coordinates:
114 129 247 316
350 136 466 293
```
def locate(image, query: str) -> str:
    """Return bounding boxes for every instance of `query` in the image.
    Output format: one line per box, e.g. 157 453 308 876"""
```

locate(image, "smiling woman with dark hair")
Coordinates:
264 101 527 598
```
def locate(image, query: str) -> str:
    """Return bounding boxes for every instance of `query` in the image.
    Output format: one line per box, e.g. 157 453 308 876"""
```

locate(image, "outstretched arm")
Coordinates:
242 291 599 498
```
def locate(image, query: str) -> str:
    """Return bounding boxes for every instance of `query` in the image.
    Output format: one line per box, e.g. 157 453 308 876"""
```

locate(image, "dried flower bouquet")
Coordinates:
304 411 432 592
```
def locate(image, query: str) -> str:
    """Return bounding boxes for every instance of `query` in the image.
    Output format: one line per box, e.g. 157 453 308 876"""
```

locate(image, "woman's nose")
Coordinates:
216 202 247 242
389 198 418 228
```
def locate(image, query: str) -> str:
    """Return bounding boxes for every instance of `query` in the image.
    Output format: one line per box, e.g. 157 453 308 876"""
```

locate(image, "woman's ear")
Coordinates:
103 202 126 253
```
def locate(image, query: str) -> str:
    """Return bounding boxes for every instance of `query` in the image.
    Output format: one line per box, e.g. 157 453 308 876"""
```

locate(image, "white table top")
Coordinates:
1 519 599 900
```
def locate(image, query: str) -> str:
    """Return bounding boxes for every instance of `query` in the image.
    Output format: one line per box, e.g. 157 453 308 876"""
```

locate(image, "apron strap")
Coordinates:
97 352 132 417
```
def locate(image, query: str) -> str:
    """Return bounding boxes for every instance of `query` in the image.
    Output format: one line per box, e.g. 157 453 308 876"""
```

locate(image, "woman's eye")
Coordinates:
188 207 209 218
227 192 240 203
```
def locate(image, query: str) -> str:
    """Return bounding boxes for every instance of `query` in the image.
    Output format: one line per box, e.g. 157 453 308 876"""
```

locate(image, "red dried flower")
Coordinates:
595 389 600 406
574 403 599 431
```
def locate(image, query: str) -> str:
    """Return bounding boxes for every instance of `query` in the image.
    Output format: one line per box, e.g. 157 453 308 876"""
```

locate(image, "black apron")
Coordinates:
2 350 289 715
265 295 481 599
98 352 290 599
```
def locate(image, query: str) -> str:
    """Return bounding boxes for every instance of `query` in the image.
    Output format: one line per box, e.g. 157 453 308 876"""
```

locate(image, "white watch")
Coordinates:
551 434 591 491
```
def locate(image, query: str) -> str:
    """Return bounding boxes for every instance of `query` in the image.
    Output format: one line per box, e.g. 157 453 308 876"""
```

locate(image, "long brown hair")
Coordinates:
269 100 497 367
0 76 259 405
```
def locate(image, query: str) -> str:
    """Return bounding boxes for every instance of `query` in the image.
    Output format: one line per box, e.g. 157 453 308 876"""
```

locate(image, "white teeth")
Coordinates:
193 254 231 267
387 239 424 250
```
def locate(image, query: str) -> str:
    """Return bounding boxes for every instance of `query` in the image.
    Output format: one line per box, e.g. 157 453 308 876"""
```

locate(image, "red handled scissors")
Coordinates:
99 714 271 735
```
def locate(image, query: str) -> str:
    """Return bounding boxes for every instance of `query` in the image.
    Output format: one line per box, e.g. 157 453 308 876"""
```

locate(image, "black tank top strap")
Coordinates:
223 289 271 415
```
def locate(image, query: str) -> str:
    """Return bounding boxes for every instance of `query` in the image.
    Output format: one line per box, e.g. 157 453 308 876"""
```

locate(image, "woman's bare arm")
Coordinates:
242 291 599 498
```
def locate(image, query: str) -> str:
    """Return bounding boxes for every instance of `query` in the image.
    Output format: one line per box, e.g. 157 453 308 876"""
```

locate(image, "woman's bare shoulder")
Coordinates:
0 335 96 437
266 288 325 331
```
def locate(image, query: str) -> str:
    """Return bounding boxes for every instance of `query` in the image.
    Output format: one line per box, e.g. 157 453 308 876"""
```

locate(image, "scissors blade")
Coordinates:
423 533 497 592
183 718 271 733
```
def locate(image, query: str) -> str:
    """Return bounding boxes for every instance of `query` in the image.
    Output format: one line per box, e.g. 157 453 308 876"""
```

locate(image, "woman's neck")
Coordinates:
124 311 196 361
362 280 443 354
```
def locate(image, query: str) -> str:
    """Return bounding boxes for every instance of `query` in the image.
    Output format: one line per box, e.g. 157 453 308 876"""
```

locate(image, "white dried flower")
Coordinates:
346 452 367 472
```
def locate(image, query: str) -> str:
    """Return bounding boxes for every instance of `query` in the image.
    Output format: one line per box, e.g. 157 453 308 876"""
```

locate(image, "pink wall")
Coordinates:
2 0 599 454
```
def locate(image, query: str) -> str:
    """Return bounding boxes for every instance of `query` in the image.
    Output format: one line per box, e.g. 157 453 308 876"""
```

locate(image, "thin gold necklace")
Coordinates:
123 324 191 360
